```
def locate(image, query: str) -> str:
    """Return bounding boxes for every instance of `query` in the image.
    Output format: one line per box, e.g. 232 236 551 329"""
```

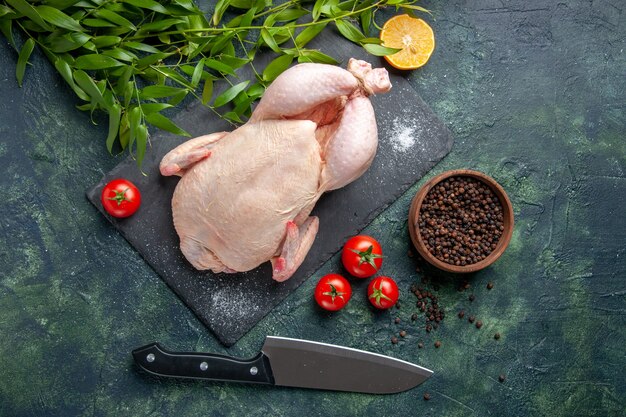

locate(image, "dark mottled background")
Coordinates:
1 0 624 416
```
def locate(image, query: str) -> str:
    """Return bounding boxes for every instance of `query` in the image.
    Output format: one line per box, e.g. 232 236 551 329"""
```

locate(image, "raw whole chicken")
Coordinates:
160 58 391 282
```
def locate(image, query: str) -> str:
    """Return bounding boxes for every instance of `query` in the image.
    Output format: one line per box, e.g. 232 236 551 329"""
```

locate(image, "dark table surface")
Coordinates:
1 0 625 416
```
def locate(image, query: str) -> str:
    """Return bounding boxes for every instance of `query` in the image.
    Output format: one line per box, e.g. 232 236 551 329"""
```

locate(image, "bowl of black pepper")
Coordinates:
408 170 514 273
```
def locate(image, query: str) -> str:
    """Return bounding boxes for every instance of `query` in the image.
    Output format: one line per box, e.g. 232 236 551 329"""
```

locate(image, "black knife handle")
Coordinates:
132 343 274 385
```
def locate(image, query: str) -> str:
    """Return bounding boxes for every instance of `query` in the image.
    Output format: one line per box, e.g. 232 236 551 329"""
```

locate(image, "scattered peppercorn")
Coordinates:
458 310 465 319
391 336 398 344
476 320 483 329
494 333 501 340
468 315 476 323
418 342 424 349
499 374 506 383
487 282 494 290
407 249 414 258
411 313 418 321
423 392 431 401
400 330 407 338
418 176 504 266
463 281 471 290
434 340 441 348
469 294 476 302
394 317 401 324
395 301 401 309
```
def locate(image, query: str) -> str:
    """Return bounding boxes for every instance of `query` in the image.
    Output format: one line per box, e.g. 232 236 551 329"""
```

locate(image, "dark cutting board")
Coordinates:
86 31 454 346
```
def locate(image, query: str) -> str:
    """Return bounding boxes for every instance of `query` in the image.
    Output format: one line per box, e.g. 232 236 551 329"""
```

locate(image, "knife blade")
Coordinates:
132 336 433 394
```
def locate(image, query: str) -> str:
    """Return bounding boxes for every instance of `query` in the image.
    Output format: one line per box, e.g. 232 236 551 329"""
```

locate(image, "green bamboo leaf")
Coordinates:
145 113 191 136
201 77 213 105
362 43 401 56
260 28 281 53
0 4 15 17
95 9 137 30
168 90 188 106
209 33 233 55
54 58 90 101
83 18 117 28
44 0 83 10
274 8 308 22
212 0 231 26
92 36 122 48
312 0 325 21
0 20 17 50
139 18 185 33
360 8 372 35
135 52 172 68
140 85 188 98
73 70 105 107
213 81 249 107
401 4 431 14
121 0 168 14
128 106 141 150
335 19 364 43
36 5 84 32
218 54 249 69
118 112 130 150
246 82 265 98
295 22 327 48
262 54 293 82
135 123 148 167
75 54 123 69
16 38 35 87
123 41 160 53
102 48 137 62
229 0 254 8
223 111 243 123
226 6 255 28
298 49 339 65
47 32 91 53
203 58 235 75
5 0 52 31
106 103 121 153
191 59 204 88
141 103 173 113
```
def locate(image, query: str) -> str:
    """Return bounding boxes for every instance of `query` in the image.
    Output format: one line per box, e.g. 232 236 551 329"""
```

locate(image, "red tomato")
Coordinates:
314 274 352 311
341 235 383 278
367 276 399 309
101 178 141 218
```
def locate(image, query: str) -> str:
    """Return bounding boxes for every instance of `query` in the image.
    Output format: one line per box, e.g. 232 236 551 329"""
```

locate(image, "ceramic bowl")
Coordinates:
408 170 514 273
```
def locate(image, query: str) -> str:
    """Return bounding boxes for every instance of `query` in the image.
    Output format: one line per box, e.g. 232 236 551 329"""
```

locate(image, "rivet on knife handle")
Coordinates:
132 342 274 385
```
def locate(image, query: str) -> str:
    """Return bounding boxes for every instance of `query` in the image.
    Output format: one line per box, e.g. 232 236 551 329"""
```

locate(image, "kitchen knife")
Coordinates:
132 336 433 394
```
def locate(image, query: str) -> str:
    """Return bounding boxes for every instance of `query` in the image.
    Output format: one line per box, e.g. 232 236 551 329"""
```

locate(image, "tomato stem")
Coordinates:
350 245 383 271
322 283 346 304
106 188 133 206
369 281 392 307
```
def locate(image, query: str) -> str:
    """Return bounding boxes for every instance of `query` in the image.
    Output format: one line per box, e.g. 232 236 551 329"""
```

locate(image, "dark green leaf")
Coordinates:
191 59 204 87
229 0 254 8
128 106 141 150
0 4 15 17
168 90 188 106
135 123 148 167
5 0 52 31
203 58 235 75
201 77 213 105
54 58 90 101
82 18 117 28
141 103 173 113
95 9 137 30
0 20 17 50
213 81 249 107
135 52 173 68
262 54 293 82
119 112 130 150
295 23 327 48
121 0 168 14
16 38 35 87
44 0 82 10
123 41 160 53
299 49 339 64
139 18 185 33
209 33 233 55
47 32 90 53
218 54 249 69
260 28 281 53
362 43 401 56
106 103 121 153
145 113 191 136
140 85 188 98
246 82 265 98
73 70 105 107
74 54 123 69
223 111 244 123
335 19 364 43
92 36 122 48
36 5 84 32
